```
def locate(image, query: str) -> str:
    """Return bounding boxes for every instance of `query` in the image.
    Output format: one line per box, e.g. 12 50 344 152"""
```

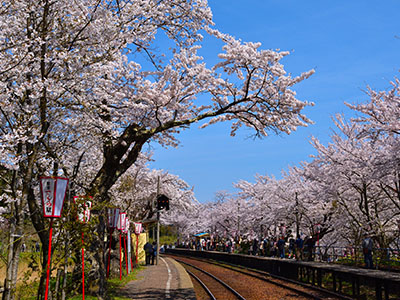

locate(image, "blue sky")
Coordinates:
150 0 400 203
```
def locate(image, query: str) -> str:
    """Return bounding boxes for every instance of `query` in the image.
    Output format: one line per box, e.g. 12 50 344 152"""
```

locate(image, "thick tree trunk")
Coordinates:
10 237 22 298
54 269 62 300
2 217 16 300
86 138 148 298
2 204 23 300
93 215 108 300
37 229 50 300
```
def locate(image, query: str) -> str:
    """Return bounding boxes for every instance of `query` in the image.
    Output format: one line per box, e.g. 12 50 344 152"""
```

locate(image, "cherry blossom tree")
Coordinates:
309 116 395 245
110 161 198 222
346 79 400 134
0 0 315 297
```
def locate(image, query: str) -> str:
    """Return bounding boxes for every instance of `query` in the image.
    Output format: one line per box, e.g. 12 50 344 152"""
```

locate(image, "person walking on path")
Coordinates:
362 232 373 269
144 242 152 265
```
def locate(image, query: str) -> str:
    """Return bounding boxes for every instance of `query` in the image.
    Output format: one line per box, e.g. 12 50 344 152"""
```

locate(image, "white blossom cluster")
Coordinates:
179 79 400 250
0 0 314 229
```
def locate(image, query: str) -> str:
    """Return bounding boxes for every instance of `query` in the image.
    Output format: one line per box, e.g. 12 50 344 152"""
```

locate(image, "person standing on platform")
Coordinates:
362 232 373 269
151 242 157 265
263 238 269 256
252 238 259 255
305 236 315 261
144 241 152 265
288 238 295 259
277 236 285 258
295 235 304 260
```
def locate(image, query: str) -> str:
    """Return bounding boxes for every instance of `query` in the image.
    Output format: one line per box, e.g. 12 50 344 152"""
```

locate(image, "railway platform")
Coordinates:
117 256 196 300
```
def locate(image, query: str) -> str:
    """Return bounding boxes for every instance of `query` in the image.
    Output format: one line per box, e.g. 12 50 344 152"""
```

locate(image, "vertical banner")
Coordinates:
40 177 69 300
108 208 120 229
74 196 92 223
41 178 55 216
134 222 142 235
40 177 69 217
54 179 68 217
117 212 126 231
134 223 142 264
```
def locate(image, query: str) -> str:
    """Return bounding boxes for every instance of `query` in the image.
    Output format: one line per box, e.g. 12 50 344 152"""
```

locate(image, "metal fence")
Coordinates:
313 245 400 270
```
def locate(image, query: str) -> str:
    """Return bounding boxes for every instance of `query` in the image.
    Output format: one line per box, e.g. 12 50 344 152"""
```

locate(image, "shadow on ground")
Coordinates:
118 287 196 300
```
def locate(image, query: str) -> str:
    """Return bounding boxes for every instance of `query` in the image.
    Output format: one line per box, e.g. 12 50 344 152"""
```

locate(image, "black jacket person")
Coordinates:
144 242 153 265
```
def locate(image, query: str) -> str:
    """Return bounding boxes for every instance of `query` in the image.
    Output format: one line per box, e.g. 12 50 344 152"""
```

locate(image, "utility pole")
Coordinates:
156 176 160 265
295 192 300 238
237 201 240 240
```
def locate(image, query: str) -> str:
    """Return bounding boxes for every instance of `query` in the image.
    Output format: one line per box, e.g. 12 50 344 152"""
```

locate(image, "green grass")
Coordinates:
67 295 99 300
9 263 144 300
67 265 144 300
14 280 39 300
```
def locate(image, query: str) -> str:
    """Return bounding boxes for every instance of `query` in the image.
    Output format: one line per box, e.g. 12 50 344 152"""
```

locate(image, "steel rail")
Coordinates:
186 269 217 300
170 254 353 300
177 258 247 300
207 259 353 300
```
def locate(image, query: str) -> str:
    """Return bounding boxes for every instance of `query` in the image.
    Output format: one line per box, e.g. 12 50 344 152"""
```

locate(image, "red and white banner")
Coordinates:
108 208 120 229
117 212 126 231
134 222 142 235
40 176 69 300
123 218 130 234
73 196 92 223
40 177 69 218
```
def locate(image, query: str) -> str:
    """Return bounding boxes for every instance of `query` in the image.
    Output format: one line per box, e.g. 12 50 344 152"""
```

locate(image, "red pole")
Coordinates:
107 230 112 278
45 219 54 300
135 234 139 264
82 232 85 300
124 235 128 274
119 233 122 280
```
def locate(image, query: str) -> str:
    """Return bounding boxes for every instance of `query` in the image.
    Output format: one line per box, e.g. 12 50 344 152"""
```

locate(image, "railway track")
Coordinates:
183 260 247 300
168 254 352 300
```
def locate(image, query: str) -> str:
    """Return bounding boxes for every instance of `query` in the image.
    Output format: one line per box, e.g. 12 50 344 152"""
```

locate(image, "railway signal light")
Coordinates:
157 194 170 211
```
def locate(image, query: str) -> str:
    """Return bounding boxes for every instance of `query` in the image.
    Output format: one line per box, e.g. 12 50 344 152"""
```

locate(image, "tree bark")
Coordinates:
54 269 62 300
92 215 108 300
2 201 23 300
2 216 15 300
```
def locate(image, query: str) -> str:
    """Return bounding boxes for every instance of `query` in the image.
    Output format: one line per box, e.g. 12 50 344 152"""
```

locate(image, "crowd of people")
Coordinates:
180 235 317 261
178 234 375 268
